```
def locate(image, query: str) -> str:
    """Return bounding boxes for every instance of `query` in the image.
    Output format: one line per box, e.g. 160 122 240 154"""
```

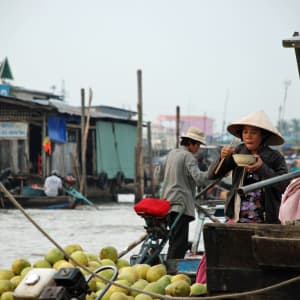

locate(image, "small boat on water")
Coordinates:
0 171 97 209
0 194 78 209
0 178 80 209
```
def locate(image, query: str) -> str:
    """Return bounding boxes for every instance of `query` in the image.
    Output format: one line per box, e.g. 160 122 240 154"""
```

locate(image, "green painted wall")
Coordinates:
96 121 137 179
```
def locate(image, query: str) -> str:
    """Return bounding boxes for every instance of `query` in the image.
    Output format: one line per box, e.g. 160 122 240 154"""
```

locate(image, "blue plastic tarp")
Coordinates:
48 115 66 143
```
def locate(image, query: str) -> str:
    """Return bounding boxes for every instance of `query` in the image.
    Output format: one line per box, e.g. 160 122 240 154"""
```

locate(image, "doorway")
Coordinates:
29 124 42 174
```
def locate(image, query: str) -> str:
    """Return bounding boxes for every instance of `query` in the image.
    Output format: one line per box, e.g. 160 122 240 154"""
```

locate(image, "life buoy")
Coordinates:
115 171 125 187
98 172 108 190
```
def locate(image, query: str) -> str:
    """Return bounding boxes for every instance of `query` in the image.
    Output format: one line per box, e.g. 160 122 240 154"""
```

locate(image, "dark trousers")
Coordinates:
167 212 193 259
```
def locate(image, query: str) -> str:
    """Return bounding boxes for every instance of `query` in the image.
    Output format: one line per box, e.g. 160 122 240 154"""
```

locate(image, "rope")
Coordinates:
2 182 300 299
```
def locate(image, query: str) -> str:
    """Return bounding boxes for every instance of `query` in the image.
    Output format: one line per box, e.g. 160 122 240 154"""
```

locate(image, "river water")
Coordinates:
0 203 203 269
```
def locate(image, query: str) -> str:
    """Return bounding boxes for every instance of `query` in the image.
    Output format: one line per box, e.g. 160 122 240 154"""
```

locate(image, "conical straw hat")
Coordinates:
227 110 284 146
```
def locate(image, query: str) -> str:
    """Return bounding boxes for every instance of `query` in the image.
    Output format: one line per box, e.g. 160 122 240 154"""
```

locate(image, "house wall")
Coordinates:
0 121 29 174
0 140 18 172
44 126 80 178
64 142 78 176
96 120 137 180
0 95 139 196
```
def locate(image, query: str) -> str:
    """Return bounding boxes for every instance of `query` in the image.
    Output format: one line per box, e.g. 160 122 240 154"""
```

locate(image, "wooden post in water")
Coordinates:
135 70 144 202
176 105 180 148
147 121 155 197
80 88 93 195
42 113 47 177
80 88 86 195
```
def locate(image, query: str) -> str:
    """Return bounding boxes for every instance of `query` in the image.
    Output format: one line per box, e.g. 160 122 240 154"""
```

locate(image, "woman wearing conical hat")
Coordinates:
208 110 289 224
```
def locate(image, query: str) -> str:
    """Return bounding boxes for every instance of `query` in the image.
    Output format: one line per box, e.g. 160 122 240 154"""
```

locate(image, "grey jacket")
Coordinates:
208 144 289 223
160 147 208 219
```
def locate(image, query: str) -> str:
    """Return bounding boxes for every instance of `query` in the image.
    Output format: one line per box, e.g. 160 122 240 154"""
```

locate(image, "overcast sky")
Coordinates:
1 0 300 133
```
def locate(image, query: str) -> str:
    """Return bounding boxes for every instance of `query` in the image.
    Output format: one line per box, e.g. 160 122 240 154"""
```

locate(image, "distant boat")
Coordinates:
0 194 78 209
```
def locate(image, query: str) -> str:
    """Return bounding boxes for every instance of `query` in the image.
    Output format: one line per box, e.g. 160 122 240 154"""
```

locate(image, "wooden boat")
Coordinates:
0 194 78 209
204 222 300 299
0 176 96 209
201 171 300 299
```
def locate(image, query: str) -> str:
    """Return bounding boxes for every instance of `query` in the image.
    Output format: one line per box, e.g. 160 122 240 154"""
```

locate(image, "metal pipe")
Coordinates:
238 170 300 195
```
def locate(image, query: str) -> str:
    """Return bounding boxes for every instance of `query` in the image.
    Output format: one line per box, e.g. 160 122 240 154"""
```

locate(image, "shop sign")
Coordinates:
0 84 10 96
0 122 28 139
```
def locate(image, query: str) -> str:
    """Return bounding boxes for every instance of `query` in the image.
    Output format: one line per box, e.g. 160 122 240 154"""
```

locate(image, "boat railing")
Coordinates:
238 170 300 195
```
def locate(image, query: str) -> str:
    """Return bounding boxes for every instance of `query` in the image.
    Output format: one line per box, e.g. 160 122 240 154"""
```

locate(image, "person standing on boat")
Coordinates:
44 170 63 197
196 111 289 285
160 127 208 259
208 110 289 224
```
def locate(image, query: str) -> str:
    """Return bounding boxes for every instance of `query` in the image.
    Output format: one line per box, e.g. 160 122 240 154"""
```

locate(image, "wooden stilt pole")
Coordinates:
80 88 93 195
176 106 180 148
80 89 86 195
147 122 154 197
135 70 144 203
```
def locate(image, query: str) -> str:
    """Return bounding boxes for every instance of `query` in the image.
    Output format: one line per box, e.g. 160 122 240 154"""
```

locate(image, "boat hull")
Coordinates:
204 222 300 299
0 195 78 209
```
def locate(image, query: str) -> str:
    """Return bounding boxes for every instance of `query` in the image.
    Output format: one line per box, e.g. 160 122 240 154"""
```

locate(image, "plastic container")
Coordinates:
13 268 56 300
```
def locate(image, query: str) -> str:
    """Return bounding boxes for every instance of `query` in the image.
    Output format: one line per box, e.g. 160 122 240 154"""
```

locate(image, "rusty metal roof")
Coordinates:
0 94 137 122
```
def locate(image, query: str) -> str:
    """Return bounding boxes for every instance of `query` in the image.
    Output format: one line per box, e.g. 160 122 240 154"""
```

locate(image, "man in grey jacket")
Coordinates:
160 127 208 259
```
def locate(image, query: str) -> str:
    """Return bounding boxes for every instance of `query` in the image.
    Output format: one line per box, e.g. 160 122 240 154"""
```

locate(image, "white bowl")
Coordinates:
233 154 256 167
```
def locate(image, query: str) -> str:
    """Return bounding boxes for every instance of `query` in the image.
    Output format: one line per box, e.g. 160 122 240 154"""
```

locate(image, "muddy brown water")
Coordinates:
0 203 144 269
0 203 204 269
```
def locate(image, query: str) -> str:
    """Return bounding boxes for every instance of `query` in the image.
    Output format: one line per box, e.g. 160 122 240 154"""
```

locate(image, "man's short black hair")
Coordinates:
180 137 200 146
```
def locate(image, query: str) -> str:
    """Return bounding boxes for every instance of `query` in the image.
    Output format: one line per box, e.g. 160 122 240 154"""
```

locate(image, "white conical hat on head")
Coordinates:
180 127 206 145
227 110 284 146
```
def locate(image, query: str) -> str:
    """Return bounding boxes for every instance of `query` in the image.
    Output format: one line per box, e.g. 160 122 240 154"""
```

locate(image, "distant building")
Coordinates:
151 114 214 151
156 114 214 136
0 57 139 196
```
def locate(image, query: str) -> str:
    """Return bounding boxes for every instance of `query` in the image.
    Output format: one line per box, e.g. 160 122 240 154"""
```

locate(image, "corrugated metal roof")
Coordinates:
91 105 137 119
46 100 135 120
0 95 137 122
11 86 63 100
36 99 82 115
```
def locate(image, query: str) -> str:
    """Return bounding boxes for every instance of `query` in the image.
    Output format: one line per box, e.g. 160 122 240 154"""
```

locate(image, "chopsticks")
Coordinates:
214 139 238 175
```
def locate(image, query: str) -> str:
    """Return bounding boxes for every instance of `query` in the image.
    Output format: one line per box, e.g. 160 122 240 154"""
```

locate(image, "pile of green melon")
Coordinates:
0 244 207 300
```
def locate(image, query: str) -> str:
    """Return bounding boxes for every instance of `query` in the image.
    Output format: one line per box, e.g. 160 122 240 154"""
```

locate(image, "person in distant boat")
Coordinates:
208 110 289 224
44 170 63 197
160 127 208 259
